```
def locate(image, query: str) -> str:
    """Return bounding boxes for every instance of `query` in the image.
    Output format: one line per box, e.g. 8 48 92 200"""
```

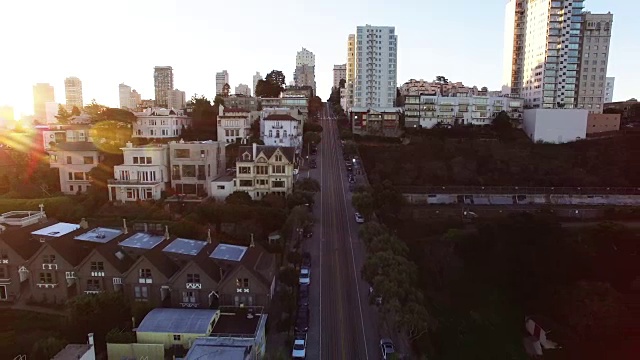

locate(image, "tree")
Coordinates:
339 78 346 89
295 178 320 193
31 337 66 360
266 70 286 87
186 94 218 139
395 88 404 107
225 191 253 205
84 99 107 122
352 191 375 220
255 79 283 98
222 83 231 97
286 191 314 209
287 251 303 266
101 108 136 123
71 105 81 116
492 110 512 132
262 192 287 208
214 95 225 109
303 131 321 146
308 96 323 119
55 104 71 124
67 292 131 348
279 266 299 289
303 122 323 133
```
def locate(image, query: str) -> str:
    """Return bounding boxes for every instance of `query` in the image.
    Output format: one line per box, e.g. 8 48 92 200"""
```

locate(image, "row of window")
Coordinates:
136 129 179 136
62 156 95 165
239 179 285 188
67 171 90 181
238 165 286 175
171 164 208 179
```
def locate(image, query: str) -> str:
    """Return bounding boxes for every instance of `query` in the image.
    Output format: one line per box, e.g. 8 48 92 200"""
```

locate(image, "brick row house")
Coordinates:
0 214 276 308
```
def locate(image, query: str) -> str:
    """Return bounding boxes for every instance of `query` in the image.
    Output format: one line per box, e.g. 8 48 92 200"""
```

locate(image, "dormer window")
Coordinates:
43 255 56 264
242 152 251 161
275 154 283 162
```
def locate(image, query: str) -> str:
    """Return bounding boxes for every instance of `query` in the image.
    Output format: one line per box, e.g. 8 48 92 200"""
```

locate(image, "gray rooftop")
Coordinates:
210 244 247 262
137 308 217 334
163 238 207 256
51 344 93 360
119 232 165 250
184 338 253 360
74 227 123 244
31 222 80 238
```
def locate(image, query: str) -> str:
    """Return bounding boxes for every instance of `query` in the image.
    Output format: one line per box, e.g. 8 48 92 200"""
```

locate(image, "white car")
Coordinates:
380 338 396 360
355 213 365 224
299 267 310 285
292 334 307 359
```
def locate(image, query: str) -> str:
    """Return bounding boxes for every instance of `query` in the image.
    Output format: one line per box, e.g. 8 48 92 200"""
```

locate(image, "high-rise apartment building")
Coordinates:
345 34 356 110
253 72 262 95
333 64 346 89
352 25 398 108
576 12 613 113
216 71 229 95
131 89 142 109
64 77 83 111
294 48 316 94
296 48 315 67
235 84 251 96
119 83 133 109
154 66 174 108
605 77 615 103
168 89 186 110
503 0 613 112
33 83 55 120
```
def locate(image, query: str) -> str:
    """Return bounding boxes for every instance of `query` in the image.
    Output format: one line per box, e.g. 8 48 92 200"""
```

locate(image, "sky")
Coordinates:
1 0 638 118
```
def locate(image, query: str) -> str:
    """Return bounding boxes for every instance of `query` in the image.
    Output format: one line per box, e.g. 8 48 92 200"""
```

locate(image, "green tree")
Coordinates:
84 99 107 122
303 131 321 146
261 192 287 209
101 108 137 123
222 83 231 97
352 191 375 220
287 251 303 266
255 79 283 98
71 105 82 116
308 95 323 119
30 336 66 360
295 178 320 193
492 110 512 132
286 191 314 209
303 122 323 133
55 104 72 124
67 292 131 348
225 191 253 205
266 70 286 87
339 78 346 89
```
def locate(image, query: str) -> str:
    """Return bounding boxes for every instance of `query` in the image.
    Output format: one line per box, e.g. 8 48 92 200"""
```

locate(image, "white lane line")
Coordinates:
331 116 370 360
318 114 324 360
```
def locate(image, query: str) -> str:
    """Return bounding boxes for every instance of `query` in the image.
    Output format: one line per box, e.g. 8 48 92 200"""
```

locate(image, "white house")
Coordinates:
48 142 100 194
41 124 92 151
260 108 302 153
260 97 308 122
216 106 252 144
133 108 191 139
169 140 225 198
210 172 236 201
523 109 588 144
107 143 169 202
227 143 296 200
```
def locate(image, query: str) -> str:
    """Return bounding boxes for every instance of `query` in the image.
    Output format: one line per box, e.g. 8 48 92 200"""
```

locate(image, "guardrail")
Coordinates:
397 186 640 195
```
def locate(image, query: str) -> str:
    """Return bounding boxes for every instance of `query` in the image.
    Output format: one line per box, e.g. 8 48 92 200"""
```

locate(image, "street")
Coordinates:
303 104 380 360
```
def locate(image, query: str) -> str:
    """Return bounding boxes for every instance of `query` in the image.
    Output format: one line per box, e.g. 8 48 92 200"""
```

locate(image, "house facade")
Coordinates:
169 141 226 197
133 108 191 139
168 256 221 309
260 97 309 122
350 107 402 137
49 142 100 194
123 250 178 307
234 143 296 200
216 106 252 144
260 110 303 152
108 143 170 202
41 124 92 151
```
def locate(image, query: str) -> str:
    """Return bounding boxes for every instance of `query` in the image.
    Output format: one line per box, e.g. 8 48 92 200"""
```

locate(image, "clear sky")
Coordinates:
1 0 637 118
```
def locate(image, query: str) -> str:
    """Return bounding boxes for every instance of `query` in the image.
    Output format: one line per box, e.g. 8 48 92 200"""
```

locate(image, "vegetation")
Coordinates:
303 122 323 134
0 310 66 359
303 131 321 147
183 94 217 141
255 70 286 98
294 178 320 193
308 95 323 119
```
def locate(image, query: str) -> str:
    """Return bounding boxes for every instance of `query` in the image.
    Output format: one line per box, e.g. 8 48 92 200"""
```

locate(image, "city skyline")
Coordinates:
0 0 636 118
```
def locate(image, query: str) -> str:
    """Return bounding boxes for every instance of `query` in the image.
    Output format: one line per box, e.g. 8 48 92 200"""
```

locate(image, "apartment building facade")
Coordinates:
261 97 308 122
604 77 615 103
234 144 296 200
217 107 252 144
222 95 259 112
404 95 524 129
108 143 170 202
33 83 55 121
400 79 484 97
333 64 346 89
64 77 83 111
41 124 92 151
576 12 613 113
235 84 251 96
168 89 186 110
345 34 356 110
154 66 174 108
216 71 229 95
350 107 402 137
169 141 225 197
49 142 100 195
133 108 191 139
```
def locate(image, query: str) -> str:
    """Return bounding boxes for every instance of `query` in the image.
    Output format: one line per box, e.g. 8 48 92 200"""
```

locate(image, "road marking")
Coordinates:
332 117 370 360
319 116 324 360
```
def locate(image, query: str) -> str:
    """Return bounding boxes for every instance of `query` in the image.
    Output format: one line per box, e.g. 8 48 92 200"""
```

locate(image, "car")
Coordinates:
301 251 311 267
295 305 310 333
354 213 365 224
299 267 310 284
292 333 307 359
303 226 313 238
380 338 396 360
346 165 353 173
348 176 356 184
309 163 317 169
298 284 309 306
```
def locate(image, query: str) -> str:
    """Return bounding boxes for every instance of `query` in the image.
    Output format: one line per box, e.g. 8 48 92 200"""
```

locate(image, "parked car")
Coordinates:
354 213 365 224
380 338 396 360
303 226 313 238
298 284 309 306
302 251 311 267
309 162 317 169
295 306 310 333
348 175 356 184
299 266 311 285
292 333 308 359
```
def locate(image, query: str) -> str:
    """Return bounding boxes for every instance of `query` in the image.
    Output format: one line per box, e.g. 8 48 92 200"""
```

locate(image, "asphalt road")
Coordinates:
303 104 380 360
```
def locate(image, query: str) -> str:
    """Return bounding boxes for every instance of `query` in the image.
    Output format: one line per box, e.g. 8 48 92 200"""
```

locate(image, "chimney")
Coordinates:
164 225 170 240
88 333 94 346
125 141 133 148
122 218 128 234
144 223 148 232
207 228 212 244
249 233 255 248
79 218 89 229
252 142 257 159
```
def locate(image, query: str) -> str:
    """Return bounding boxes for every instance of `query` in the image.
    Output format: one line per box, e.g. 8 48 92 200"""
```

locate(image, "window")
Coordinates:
239 179 253 187
173 335 182 341
66 156 72 164
0 266 7 279
90 261 104 271
171 165 181 180
275 154 283 162
182 291 196 303
134 285 149 299
255 166 268 175
197 165 205 180
73 172 84 180
139 268 152 283
187 273 200 283
83 156 94 164
43 255 55 264
272 180 285 188
182 165 196 177
236 278 249 288
217 185 225 190
39 272 54 283
87 279 101 291
272 165 285 174
68 172 73 181
256 179 268 186
174 149 190 158
200 150 205 158
133 157 139 164
238 166 251 174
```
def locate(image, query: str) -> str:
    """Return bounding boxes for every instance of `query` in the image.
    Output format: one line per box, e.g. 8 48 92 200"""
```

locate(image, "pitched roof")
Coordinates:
237 145 296 163
239 245 275 287
137 308 217 334
144 248 180 279
52 142 99 152
0 220 57 260
171 243 222 284
263 114 298 121
95 240 135 273
48 232 97 266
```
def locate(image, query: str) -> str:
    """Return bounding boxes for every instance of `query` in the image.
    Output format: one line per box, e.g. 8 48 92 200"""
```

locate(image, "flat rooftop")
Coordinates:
31 222 80 238
210 244 247 262
211 310 262 336
51 344 93 360
119 232 165 250
163 238 207 256
184 338 253 360
74 227 123 244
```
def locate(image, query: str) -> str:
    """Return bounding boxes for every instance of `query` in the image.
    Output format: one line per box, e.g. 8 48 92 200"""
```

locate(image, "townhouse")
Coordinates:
231 143 296 200
259 108 303 153
48 142 101 195
40 124 92 151
168 140 226 198
349 107 402 137
108 143 170 202
133 108 191 139
216 106 252 144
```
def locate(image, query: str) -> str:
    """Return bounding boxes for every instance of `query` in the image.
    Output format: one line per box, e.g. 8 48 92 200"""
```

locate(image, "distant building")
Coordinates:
45 101 60 124
350 107 402 137
586 113 620 134
154 66 174 108
295 48 316 94
352 25 397 108
345 34 356 110
223 95 259 112
252 72 262 95
604 99 639 120
216 70 229 95
64 76 83 111
235 84 251 96
169 140 225 198
217 106 252 144
119 83 133 110
399 79 484 97
52 334 96 360
231 143 296 200
132 108 191 139
283 86 313 99
260 97 308 122
168 89 186 110
260 109 303 152
48 142 101 194
0 105 14 127
523 109 588 143
33 83 55 121
41 124 92 151
605 77 615 103
108 143 170 202
333 64 346 89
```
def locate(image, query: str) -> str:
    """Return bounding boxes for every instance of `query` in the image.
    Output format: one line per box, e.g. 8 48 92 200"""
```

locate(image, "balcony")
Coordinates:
108 179 162 185
91 271 105 277
186 282 202 289
85 289 103 295
180 302 200 308
271 124 283 129
36 283 58 289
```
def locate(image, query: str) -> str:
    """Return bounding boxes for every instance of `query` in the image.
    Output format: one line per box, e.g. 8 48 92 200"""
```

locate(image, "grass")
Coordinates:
0 197 76 214
0 309 66 357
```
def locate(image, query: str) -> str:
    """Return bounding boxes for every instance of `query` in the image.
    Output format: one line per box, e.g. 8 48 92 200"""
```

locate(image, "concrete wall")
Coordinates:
587 113 620 134
523 109 588 143
404 193 640 206
136 331 206 350
107 343 164 360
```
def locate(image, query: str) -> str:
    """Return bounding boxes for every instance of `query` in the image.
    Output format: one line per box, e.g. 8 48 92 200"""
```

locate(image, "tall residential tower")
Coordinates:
33 83 55 120
345 34 356 110
64 77 83 111
294 48 316 94
216 70 229 95
154 66 174 108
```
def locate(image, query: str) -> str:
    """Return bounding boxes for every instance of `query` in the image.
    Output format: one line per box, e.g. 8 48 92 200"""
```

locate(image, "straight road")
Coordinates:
303 103 381 360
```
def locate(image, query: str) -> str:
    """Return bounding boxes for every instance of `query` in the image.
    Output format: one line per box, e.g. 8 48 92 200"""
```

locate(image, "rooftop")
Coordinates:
263 114 298 121
137 308 217 334
51 142 99 152
31 222 80 238
210 244 247 262
184 338 253 360
212 174 234 182
163 238 207 256
74 227 123 244
51 344 93 360
210 308 263 336
119 232 165 250
222 107 250 113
